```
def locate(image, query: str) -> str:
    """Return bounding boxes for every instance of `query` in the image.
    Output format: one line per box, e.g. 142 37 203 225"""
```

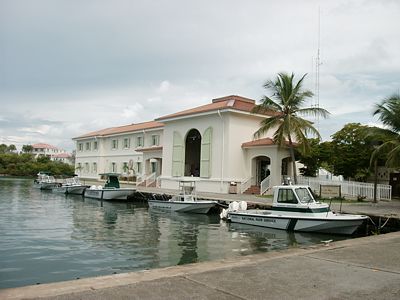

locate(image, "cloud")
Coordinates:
121 103 144 119
0 0 399 150
158 81 171 93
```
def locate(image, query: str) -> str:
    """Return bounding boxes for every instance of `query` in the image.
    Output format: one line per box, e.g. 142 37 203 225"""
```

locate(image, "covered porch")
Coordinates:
241 138 293 195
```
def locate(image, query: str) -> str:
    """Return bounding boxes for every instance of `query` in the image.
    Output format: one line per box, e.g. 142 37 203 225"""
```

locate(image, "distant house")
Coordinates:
31 143 73 165
52 153 74 165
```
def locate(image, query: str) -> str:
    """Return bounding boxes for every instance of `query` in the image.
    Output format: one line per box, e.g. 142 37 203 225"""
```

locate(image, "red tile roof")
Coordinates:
32 143 59 150
156 95 275 121
242 138 296 148
73 121 164 139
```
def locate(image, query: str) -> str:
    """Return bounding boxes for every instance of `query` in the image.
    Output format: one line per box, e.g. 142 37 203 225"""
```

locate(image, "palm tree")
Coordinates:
252 72 329 184
371 93 400 167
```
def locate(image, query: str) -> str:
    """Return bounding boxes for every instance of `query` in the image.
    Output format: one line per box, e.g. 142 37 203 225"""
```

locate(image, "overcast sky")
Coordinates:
1 0 399 152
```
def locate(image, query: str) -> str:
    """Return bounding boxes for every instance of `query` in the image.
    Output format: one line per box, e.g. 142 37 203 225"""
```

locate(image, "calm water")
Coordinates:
0 178 346 289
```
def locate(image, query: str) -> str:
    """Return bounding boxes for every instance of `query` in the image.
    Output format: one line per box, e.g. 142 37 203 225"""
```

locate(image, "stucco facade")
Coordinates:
73 95 292 194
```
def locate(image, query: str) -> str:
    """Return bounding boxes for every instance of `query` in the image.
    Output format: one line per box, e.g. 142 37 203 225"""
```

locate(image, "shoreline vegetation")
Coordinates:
0 152 75 177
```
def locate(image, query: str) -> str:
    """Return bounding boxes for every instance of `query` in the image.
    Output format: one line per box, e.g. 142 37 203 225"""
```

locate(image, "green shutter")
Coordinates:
200 127 212 178
172 131 184 176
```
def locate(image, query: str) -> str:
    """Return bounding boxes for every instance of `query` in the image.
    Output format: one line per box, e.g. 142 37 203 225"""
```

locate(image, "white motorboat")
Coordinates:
53 176 88 195
148 179 217 214
83 173 136 200
33 172 58 190
221 185 368 235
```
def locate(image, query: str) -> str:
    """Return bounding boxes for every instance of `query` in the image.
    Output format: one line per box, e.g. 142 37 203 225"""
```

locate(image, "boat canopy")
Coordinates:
99 173 121 188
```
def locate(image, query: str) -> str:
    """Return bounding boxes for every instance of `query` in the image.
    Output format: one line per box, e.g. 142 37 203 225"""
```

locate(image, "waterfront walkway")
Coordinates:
2 231 399 299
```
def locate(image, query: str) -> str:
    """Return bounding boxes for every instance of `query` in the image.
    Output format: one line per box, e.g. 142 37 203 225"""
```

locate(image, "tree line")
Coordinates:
0 144 75 177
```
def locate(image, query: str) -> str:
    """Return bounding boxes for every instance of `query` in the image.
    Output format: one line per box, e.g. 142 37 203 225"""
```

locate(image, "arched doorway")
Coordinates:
252 156 271 186
184 129 201 176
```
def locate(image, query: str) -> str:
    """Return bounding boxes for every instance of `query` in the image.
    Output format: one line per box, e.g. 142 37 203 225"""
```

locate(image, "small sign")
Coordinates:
320 185 341 198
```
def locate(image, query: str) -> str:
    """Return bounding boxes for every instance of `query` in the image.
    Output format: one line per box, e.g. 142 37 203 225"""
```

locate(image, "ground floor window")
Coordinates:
136 162 142 174
111 162 117 173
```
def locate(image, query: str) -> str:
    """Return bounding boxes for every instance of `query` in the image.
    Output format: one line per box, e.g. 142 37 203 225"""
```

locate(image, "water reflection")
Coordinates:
227 223 346 253
0 178 349 289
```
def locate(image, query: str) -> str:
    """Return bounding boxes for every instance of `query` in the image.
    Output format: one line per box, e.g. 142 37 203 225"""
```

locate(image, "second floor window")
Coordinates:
78 143 83 151
112 139 118 150
85 142 91 151
123 138 130 149
93 141 98 150
137 136 143 147
151 135 159 146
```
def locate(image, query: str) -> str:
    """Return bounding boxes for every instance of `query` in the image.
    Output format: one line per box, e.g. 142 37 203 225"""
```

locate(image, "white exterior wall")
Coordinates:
74 128 163 179
160 110 290 193
160 112 228 192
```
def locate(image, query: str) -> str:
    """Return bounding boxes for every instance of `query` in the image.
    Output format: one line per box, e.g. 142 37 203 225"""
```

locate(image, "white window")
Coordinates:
92 162 97 173
85 142 91 151
77 163 82 172
137 136 143 147
111 162 117 172
151 161 157 173
151 135 159 146
122 162 128 173
123 138 130 149
112 139 118 150
93 141 98 151
78 143 83 151
136 162 142 174
85 163 89 173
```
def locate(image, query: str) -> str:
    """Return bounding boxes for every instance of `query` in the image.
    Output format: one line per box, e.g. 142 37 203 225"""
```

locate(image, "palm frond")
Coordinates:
373 93 400 133
386 143 400 167
297 107 330 118
253 116 282 139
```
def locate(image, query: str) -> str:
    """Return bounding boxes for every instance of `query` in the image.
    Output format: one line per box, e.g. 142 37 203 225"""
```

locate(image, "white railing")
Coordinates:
145 172 156 187
135 175 144 186
297 176 392 201
260 176 271 195
156 176 161 188
240 177 252 194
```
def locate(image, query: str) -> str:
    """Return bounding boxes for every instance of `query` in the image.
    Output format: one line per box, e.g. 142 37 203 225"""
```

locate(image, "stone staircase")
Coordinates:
243 185 260 195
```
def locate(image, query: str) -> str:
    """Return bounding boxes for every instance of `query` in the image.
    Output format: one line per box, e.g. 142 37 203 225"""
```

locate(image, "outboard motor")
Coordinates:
282 176 292 185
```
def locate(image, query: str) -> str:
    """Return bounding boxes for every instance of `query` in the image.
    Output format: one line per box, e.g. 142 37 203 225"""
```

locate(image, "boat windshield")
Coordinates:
296 188 314 204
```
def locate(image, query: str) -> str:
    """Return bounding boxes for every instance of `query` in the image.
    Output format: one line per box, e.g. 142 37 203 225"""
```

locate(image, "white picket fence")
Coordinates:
297 176 392 201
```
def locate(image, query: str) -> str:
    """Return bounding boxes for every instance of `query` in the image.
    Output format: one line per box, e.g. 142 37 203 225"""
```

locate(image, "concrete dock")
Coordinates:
2 231 400 299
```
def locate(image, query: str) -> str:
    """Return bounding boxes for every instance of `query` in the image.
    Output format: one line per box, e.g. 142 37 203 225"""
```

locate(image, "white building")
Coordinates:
32 143 72 164
73 121 164 180
73 95 293 194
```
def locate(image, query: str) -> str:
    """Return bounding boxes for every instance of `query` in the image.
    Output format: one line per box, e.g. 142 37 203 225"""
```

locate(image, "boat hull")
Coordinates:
148 199 217 214
35 182 59 190
228 211 368 235
53 185 87 195
84 188 136 200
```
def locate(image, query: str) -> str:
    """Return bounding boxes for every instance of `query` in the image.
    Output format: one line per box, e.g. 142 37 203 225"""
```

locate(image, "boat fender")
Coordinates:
220 209 228 219
228 201 239 212
239 201 247 211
